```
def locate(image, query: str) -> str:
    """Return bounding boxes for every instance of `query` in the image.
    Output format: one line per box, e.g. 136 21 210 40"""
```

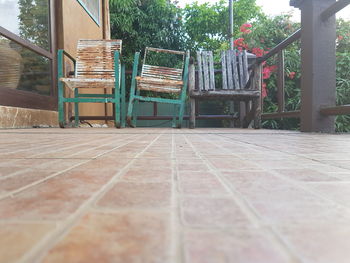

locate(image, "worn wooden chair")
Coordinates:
189 50 262 128
127 47 190 128
57 39 125 128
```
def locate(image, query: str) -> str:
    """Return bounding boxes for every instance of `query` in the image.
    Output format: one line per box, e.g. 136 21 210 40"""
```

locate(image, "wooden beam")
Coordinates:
320 105 350 115
262 111 300 119
258 30 301 63
321 0 350 21
0 26 53 59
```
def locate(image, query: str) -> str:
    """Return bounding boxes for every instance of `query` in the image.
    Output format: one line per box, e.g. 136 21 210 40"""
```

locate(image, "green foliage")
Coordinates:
183 0 262 51
110 0 185 66
18 0 50 50
16 0 51 95
335 51 350 132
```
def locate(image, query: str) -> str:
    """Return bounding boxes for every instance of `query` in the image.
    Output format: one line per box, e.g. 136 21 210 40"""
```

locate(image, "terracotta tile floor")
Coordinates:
0 128 350 263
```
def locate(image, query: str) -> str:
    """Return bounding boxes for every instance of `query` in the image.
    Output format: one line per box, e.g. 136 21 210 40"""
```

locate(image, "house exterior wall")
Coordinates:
0 0 111 128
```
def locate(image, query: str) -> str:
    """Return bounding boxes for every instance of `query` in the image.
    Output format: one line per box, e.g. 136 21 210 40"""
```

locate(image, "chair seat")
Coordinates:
135 76 183 94
60 77 115 90
190 89 260 100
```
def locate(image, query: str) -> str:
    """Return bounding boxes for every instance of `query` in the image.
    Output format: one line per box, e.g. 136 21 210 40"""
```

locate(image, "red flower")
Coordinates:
251 47 264 57
240 23 252 34
263 67 271 79
262 82 268 98
338 35 344 41
289 72 296 79
262 65 277 80
234 38 248 49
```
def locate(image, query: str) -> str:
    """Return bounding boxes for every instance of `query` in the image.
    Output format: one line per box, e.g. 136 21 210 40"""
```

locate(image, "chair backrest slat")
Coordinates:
225 50 248 90
197 50 249 91
221 51 228 90
140 47 186 83
197 51 215 91
196 51 204 91
226 51 234 90
76 39 122 79
208 52 215 91
231 50 240 89
238 52 244 89
242 50 249 86
202 52 210 91
141 65 183 80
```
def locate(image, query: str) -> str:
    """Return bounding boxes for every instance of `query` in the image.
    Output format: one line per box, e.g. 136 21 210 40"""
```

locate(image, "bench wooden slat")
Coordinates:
226 51 234 90
238 51 244 89
197 51 203 91
209 52 215 90
221 51 228 90
203 52 210 91
243 50 249 87
231 50 240 89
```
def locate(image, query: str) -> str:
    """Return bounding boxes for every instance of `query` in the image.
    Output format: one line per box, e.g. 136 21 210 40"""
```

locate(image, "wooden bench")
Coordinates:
127 47 190 128
58 39 125 128
189 50 262 128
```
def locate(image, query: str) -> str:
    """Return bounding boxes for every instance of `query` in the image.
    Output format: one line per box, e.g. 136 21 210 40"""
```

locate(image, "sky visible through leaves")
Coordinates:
177 0 350 21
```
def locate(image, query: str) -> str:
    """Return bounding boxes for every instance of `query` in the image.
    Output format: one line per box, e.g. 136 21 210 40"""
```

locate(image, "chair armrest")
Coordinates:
57 49 76 80
57 49 76 64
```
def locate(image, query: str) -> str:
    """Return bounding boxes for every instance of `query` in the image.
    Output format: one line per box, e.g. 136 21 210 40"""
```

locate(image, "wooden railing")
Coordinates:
259 0 350 122
256 29 301 120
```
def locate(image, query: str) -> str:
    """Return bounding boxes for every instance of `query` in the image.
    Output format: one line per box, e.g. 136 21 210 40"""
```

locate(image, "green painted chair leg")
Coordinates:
177 51 190 129
58 85 65 128
177 102 185 128
58 102 65 128
132 98 139 127
127 95 135 127
121 64 126 128
114 84 121 128
172 105 178 128
114 94 121 128
74 89 79 127
114 51 121 128
131 89 141 127
127 52 140 128
57 50 66 128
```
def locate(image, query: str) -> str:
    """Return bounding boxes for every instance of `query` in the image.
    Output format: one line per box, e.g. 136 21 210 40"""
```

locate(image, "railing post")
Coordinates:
291 0 337 132
277 50 285 113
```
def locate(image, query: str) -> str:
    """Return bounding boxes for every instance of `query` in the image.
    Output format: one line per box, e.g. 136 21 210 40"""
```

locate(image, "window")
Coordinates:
77 0 100 25
0 0 55 110
0 36 51 96
0 0 50 51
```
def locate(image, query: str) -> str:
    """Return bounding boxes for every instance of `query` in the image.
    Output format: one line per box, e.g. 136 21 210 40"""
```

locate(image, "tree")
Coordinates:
183 0 262 51
110 0 185 66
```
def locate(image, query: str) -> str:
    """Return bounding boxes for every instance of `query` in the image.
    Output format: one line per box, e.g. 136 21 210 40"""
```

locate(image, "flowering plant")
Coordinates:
233 23 279 98
232 15 302 130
